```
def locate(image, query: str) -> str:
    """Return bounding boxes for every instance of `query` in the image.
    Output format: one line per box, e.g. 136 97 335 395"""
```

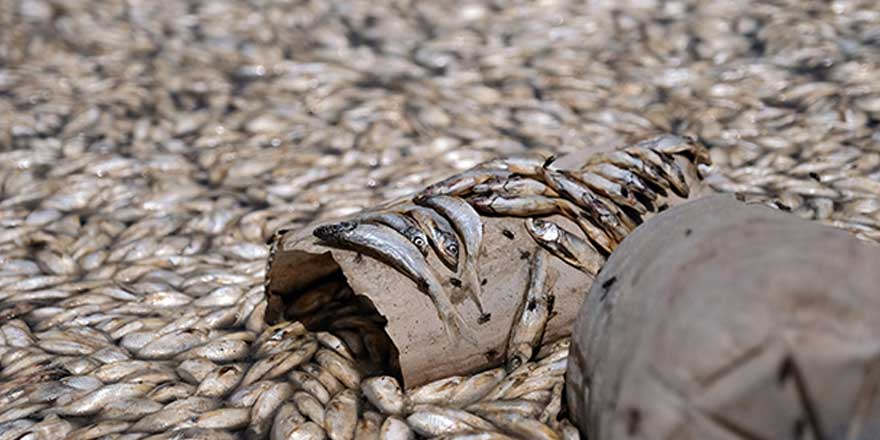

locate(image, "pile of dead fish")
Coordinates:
1 0 880 439
301 134 708 364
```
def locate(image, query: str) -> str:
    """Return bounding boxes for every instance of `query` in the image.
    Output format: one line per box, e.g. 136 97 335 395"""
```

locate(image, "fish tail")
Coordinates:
442 307 479 346
464 261 489 320
425 270 479 345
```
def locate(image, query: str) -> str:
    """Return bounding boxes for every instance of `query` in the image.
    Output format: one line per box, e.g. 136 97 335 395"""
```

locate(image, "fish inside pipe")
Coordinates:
313 221 477 345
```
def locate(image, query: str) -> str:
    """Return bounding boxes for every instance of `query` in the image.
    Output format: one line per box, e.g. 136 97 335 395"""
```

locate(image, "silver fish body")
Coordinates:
471 175 558 198
538 167 633 241
358 211 431 257
585 162 658 206
641 134 711 168
402 206 461 272
471 194 615 254
583 149 663 198
525 219 603 275
421 169 513 197
480 155 551 176
505 250 551 372
313 221 474 344
569 170 648 216
414 195 488 319
624 146 690 197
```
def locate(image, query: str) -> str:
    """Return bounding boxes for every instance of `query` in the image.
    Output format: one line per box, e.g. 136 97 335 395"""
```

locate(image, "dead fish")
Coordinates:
240 339 318 387
301 363 345 397
480 155 550 176
472 175 558 198
506 250 551 372
539 382 564 426
568 170 648 216
525 218 603 275
313 222 475 344
56 382 153 416
538 166 633 241
227 381 276 409
413 195 488 319
401 206 461 272
288 371 331 404
584 150 664 199
361 376 406 415
325 389 358 440
470 195 615 254
379 416 414 440
15 414 73 439
406 405 496 437
314 331 357 362
446 368 507 408
582 162 658 207
64 420 131 438
177 359 219 384
98 398 163 421
624 146 690 197
358 211 431 257
420 169 512 197
293 390 326 427
246 382 293 440
353 415 381 440
270 403 305 440
195 407 251 430
147 381 196 403
466 399 545 419
280 421 326 440
196 364 245 398
480 411 560 440
643 134 712 168
315 348 362 390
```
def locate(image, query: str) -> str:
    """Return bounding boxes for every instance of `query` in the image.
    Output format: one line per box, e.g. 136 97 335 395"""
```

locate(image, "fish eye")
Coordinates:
446 243 458 254
414 237 425 246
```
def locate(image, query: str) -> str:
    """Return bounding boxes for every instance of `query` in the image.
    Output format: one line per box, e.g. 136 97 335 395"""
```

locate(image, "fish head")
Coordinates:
404 227 430 255
526 218 559 241
438 232 460 260
313 221 358 242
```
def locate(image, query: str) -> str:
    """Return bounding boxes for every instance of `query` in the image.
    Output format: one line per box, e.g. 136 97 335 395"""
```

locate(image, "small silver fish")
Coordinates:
624 146 690 197
506 250 551 372
568 170 648 216
470 194 615 254
325 389 358 440
472 174 559 198
480 155 551 176
581 163 658 210
414 195 489 320
583 150 664 199
361 376 406 415
643 134 712 168
403 205 462 272
469 194 565 217
359 211 431 257
525 218 603 275
538 166 633 241
421 169 513 197
313 222 475 344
